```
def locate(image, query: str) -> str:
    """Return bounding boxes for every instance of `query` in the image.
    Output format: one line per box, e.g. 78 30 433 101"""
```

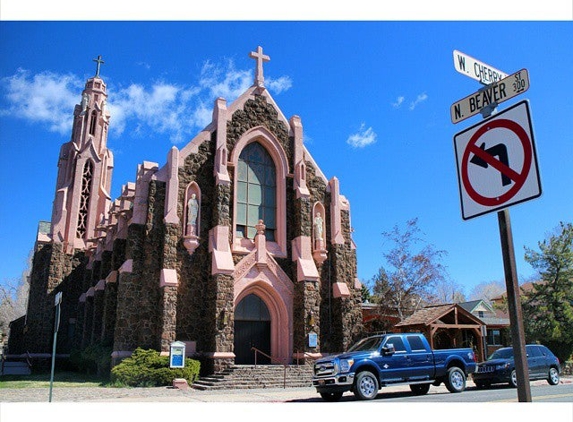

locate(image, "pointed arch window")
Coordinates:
76 160 94 239
89 110 97 135
236 142 276 241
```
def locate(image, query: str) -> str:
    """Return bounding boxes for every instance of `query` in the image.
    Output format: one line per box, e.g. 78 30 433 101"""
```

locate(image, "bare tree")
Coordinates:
431 278 467 304
0 251 32 346
468 280 505 303
371 218 448 321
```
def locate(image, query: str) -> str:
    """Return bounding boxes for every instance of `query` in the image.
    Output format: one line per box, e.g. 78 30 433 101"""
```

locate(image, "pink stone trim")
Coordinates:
119 259 133 274
204 352 236 359
333 282 350 298
354 278 362 289
234 247 294 364
105 270 118 284
131 161 158 225
290 115 310 199
160 268 178 288
214 98 231 186
79 293 86 303
164 147 180 225
329 177 345 245
292 236 319 282
209 225 235 275
95 279 105 291
86 287 95 298
234 281 292 365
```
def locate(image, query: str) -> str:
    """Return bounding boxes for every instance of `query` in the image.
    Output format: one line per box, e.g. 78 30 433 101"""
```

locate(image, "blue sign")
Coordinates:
308 332 318 348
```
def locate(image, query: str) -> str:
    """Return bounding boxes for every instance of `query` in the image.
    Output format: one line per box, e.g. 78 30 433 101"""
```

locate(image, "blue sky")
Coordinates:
1 5 572 300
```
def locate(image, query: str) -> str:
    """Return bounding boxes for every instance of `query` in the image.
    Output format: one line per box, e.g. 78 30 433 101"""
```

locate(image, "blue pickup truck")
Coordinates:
312 332 477 401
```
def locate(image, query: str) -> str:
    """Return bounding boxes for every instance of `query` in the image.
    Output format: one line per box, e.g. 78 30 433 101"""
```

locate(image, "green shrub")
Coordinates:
110 348 200 387
68 341 112 378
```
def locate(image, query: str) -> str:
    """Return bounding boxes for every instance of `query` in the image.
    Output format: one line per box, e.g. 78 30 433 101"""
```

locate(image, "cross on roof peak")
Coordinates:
249 46 270 87
93 55 104 78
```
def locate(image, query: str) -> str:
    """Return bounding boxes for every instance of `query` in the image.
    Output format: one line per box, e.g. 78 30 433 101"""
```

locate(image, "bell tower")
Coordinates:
50 55 114 253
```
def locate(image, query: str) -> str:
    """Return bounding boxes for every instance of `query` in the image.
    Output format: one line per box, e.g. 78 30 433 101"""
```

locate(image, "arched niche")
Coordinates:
184 182 201 236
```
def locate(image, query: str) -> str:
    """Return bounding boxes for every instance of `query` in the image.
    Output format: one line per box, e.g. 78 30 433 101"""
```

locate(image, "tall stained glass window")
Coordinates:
236 142 276 241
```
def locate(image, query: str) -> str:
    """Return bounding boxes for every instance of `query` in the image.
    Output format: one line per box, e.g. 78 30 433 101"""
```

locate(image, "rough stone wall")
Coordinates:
305 161 363 353
175 139 217 354
226 95 292 169
23 242 87 354
101 238 126 346
113 180 165 353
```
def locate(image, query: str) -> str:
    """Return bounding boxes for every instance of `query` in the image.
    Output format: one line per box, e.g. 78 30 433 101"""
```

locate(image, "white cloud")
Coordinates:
392 96 405 108
346 123 377 148
1 60 292 145
409 93 428 110
0 69 82 134
266 75 293 94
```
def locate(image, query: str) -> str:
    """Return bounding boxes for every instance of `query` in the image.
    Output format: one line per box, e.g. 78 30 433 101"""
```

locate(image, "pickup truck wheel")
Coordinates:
410 384 431 395
320 392 343 402
354 371 379 400
445 367 466 393
547 367 560 385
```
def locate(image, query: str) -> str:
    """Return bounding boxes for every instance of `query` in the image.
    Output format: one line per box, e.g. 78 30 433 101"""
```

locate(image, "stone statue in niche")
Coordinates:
187 193 199 235
314 212 324 243
80 92 89 115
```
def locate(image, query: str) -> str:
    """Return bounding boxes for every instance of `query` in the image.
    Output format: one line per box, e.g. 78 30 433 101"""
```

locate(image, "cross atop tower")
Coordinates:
93 55 105 77
249 46 270 87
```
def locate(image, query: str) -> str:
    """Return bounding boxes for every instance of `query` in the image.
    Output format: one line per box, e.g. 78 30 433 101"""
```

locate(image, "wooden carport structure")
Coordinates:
394 304 486 361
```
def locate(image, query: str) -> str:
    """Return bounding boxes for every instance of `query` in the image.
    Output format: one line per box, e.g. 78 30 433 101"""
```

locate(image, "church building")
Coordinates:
8 47 364 375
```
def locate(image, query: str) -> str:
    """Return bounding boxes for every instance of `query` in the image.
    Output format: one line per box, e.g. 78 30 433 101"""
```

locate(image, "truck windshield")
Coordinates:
489 348 514 360
347 337 383 352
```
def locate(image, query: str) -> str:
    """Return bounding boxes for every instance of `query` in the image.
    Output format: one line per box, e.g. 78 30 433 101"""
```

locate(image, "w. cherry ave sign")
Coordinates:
453 50 507 84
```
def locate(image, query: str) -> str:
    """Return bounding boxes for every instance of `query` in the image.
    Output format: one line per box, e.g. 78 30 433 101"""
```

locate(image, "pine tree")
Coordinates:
522 222 573 362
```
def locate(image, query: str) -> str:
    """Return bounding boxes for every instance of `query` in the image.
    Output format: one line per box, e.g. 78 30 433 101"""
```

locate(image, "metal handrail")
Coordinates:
250 347 288 388
295 350 318 366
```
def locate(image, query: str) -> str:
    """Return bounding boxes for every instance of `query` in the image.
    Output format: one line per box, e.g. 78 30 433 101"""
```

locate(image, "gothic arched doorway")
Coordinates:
234 294 271 364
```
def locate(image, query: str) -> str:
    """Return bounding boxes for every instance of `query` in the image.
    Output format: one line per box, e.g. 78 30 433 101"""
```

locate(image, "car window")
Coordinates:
407 335 428 351
527 345 542 357
385 336 407 353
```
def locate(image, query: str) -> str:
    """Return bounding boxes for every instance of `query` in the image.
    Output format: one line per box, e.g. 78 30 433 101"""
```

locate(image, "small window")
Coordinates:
486 329 502 346
385 336 407 353
478 311 484 318
407 335 427 351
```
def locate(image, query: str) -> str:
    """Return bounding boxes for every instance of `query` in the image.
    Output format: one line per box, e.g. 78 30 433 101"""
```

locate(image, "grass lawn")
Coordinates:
0 371 106 389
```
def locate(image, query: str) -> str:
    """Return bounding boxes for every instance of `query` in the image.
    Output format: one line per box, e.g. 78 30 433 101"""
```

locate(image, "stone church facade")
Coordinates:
9 47 363 374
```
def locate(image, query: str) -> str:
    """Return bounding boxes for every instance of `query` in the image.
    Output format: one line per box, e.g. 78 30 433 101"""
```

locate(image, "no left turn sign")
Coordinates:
453 100 541 220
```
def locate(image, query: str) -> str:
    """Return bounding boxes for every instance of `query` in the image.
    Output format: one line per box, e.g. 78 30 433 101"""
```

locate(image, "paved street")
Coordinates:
1 376 571 402
1 377 572 422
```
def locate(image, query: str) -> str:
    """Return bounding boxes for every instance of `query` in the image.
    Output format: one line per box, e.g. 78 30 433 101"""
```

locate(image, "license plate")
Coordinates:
318 379 325 385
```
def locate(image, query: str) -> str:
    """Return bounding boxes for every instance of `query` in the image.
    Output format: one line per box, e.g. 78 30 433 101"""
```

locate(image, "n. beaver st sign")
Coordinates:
451 69 530 124
453 100 541 220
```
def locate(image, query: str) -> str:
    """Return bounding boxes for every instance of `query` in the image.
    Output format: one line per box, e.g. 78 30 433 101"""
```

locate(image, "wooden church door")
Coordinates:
234 294 271 364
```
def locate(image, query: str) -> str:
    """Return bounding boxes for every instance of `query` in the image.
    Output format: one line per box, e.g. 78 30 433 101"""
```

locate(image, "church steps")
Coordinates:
191 364 314 391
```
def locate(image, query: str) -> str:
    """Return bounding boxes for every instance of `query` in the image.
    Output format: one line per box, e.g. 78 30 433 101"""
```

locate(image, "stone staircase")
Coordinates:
192 364 314 390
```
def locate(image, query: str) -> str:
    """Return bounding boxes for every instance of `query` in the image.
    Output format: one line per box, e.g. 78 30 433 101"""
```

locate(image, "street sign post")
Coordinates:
453 100 541 220
453 50 508 84
451 69 530 124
